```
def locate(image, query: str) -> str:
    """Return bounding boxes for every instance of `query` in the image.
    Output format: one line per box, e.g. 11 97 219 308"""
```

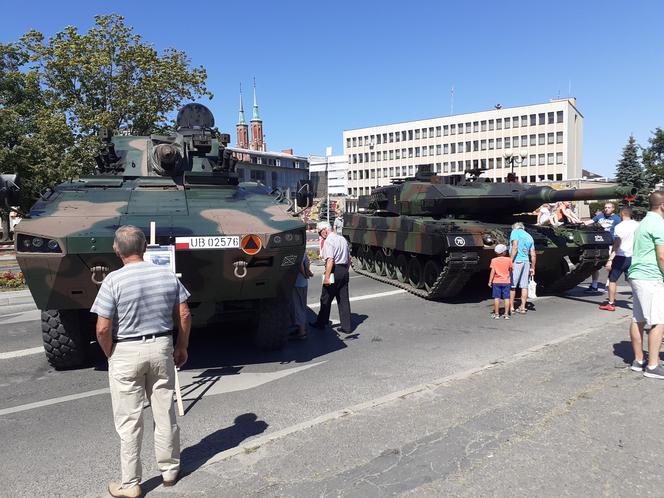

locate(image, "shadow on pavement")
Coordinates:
140 412 268 495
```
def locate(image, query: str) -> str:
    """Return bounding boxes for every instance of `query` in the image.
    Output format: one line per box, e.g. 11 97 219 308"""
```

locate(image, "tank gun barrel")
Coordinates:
525 185 637 206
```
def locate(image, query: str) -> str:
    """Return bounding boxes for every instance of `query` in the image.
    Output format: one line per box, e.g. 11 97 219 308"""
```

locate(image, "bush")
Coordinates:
0 271 26 289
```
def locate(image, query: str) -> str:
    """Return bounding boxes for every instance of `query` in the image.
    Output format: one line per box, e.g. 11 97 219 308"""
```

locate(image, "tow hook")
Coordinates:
90 265 109 285
233 260 248 279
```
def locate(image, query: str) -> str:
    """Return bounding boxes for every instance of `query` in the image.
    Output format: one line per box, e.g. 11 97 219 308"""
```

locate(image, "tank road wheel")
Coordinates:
351 245 362 270
42 310 90 370
384 253 397 279
253 298 289 350
356 246 368 270
365 248 376 273
407 257 425 289
423 259 443 293
374 249 386 276
395 253 409 283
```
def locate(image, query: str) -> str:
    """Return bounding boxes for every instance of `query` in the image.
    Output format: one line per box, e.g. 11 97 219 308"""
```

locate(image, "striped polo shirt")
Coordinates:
91 261 191 340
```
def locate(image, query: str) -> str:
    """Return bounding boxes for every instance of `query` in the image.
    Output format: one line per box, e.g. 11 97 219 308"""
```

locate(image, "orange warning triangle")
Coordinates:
241 234 262 255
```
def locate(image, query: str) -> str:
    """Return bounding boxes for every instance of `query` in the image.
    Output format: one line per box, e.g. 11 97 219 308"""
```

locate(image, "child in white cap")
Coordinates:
488 243 513 319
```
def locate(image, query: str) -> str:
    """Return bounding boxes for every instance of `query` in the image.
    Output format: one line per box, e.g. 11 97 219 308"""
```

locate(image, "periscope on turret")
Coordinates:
344 166 636 299
13 103 314 370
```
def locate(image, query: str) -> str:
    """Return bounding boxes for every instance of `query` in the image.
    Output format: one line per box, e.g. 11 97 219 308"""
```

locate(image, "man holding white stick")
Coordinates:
92 225 191 497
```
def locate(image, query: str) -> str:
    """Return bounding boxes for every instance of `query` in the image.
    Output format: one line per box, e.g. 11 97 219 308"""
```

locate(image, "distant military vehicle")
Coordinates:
7 103 312 369
344 167 635 299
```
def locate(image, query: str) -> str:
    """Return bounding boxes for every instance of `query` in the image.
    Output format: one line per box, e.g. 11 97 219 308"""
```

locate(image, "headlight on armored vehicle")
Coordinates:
269 230 304 248
16 234 63 253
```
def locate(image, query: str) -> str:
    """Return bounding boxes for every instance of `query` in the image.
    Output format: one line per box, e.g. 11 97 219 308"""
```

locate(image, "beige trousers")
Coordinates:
108 336 180 488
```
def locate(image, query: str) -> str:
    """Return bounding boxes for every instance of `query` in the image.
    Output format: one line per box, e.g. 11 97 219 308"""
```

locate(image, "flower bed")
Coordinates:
0 271 26 289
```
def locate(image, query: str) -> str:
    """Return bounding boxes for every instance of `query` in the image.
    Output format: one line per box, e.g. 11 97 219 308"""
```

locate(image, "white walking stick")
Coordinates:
173 367 185 416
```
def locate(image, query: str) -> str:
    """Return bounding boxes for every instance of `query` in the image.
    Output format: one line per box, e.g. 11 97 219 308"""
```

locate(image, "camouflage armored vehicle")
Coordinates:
344 168 635 299
7 103 312 369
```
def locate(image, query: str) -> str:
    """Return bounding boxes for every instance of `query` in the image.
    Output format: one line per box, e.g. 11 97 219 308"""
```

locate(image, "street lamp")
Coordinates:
503 150 528 177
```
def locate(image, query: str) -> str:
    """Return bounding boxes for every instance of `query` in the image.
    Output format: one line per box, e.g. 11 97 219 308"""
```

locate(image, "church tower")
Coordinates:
250 79 266 152
236 85 249 149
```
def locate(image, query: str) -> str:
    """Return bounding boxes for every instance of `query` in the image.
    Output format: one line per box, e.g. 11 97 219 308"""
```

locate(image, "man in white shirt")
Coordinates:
310 221 352 333
599 206 639 311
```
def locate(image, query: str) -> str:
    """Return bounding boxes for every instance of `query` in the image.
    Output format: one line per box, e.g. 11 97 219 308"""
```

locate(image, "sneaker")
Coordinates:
503 314 511 320
514 308 527 314
630 359 645 372
491 313 500 319
584 285 599 294
108 482 142 498
598 303 616 311
643 364 664 379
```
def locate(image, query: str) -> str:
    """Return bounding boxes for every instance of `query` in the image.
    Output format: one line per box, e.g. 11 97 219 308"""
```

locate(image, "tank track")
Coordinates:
539 246 608 294
351 250 479 300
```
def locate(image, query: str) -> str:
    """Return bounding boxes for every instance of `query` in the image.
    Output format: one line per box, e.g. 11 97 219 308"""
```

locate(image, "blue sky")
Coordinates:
2 0 663 176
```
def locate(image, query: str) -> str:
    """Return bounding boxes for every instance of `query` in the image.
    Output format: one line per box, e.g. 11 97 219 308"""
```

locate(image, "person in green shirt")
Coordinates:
627 191 664 379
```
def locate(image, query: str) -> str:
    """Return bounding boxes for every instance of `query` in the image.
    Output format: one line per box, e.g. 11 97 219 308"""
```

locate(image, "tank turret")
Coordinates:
363 173 636 220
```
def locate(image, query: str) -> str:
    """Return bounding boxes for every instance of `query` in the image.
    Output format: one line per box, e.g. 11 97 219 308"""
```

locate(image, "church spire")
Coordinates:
237 84 246 125
252 77 261 122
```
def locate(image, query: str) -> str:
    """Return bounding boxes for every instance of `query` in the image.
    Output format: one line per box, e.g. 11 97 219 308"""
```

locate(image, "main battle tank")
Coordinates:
8 103 313 369
344 168 635 299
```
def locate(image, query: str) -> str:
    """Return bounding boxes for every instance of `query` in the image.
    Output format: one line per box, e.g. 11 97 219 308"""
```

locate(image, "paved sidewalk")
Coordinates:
137 317 664 498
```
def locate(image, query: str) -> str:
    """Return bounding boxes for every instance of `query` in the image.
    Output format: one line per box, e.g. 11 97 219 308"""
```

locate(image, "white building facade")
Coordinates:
309 149 349 198
343 98 583 198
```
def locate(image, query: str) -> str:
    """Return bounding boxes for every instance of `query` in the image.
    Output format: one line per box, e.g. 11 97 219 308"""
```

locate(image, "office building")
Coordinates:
309 148 349 198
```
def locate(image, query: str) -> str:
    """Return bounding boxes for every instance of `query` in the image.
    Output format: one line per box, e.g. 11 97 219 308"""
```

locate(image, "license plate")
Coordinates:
175 236 240 250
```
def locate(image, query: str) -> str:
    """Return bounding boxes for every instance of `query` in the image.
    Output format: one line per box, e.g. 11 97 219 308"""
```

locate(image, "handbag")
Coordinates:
528 277 538 299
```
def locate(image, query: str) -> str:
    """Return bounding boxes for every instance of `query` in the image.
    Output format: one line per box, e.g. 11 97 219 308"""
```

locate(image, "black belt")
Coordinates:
113 331 172 343
335 263 349 267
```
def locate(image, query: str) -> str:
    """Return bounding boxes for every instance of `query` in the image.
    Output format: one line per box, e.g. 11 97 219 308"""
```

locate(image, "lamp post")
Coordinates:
503 150 528 179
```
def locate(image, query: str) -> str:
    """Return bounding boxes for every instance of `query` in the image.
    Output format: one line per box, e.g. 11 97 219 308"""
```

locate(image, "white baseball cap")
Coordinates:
494 243 507 254
316 221 331 232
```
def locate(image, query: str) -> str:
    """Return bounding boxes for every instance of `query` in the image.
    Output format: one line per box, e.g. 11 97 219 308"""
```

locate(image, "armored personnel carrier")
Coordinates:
8 103 312 369
344 168 635 299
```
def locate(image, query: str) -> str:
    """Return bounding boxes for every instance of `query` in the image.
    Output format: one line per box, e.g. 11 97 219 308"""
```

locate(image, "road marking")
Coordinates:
0 346 43 360
0 309 40 325
0 363 326 417
307 289 407 309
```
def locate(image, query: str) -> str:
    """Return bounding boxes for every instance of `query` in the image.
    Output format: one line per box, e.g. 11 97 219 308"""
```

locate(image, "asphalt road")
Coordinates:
0 268 636 497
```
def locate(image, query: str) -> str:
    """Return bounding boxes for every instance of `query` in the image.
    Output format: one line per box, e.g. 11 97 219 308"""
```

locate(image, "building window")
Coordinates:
382 151 387 160
443 162 449 173
422 129 427 139
401 131 407 141
346 138 351 148
383 133 387 142
389 167 394 176
358 137 363 146
459 142 465 153
538 133 545 145
370 152 375 161
496 157 502 169
365 153 369 162
496 137 502 149
496 118 502 130
557 110 563 123
352 137 357 147
488 119 494 131
429 127 434 137
443 125 449 136
395 132 400 142
250 169 266 182
481 120 487 132
352 154 357 164
512 116 519 128
376 135 382 145
387 132 393 143
530 114 536 126
408 165 414 175
450 124 456 135
481 139 487 151
436 126 441 137
489 138 494 150
465 141 470 152
481 159 487 169
402 148 407 157
409 130 414 140
504 118 511 129
429 145 434 156
538 154 545 165
408 148 413 158
521 115 527 127
489 158 494 169
395 149 400 159
530 134 536 146
556 173 563 180
473 140 478 151
436 144 442 155
389 150 394 160
422 147 428 157
376 152 381 162
473 121 479 132
504 137 510 148
415 129 420 139
450 143 456 154
402 166 407 176
538 113 545 125
556 131 563 143
556 152 563 164
547 132 554 145
547 153 554 165
521 135 527 147
415 147 420 157
443 144 449 154
358 154 363 163
529 154 536 166
370 169 375 179
548 112 554 124
465 122 471 133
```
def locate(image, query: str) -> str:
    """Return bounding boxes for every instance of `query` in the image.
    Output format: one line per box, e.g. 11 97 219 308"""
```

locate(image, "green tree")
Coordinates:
0 14 212 228
615 135 650 217
642 127 664 187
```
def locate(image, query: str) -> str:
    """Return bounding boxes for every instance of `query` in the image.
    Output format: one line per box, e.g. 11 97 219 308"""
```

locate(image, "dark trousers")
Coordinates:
316 264 352 332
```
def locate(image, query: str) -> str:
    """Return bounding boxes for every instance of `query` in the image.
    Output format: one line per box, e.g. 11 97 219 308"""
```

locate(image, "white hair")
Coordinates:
512 222 525 230
114 225 146 258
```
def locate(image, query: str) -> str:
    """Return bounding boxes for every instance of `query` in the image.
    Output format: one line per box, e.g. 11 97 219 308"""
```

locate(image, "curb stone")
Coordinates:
0 290 35 307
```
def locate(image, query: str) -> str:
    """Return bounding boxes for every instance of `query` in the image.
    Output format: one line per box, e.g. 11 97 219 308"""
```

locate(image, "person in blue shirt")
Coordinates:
509 222 537 314
584 201 622 292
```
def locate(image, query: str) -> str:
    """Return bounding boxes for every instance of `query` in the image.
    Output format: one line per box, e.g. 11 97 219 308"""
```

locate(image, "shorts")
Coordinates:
608 256 631 282
511 262 530 289
631 279 664 326
492 283 510 299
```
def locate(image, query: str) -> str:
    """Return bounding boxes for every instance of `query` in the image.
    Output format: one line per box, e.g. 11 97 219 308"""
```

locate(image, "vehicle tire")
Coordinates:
42 309 90 370
408 257 424 289
395 253 409 283
384 253 397 279
253 298 289 350
365 248 376 273
374 249 386 276
423 259 442 293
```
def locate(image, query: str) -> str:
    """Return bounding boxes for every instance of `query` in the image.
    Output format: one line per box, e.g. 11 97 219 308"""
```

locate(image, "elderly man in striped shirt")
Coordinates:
91 225 191 498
